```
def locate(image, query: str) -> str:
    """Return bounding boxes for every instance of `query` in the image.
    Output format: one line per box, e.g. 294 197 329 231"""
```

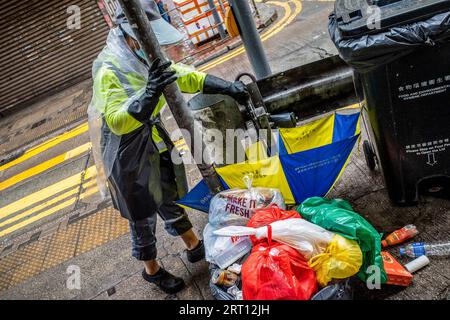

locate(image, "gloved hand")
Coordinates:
128 58 177 123
203 74 250 105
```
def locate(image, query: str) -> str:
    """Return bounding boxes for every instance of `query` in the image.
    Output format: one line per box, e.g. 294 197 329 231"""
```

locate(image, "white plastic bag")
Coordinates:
214 218 335 259
208 174 285 227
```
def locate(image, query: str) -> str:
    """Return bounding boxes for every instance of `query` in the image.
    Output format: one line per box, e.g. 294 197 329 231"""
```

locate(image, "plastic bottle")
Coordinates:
404 255 430 273
381 224 418 247
399 242 450 258
214 237 252 269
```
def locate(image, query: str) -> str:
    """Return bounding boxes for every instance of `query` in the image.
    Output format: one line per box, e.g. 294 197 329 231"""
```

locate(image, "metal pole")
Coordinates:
228 0 271 79
118 0 223 195
207 0 226 39
217 0 226 17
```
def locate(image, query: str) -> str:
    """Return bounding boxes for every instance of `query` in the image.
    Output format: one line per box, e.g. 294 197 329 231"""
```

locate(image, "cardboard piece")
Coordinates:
382 251 413 287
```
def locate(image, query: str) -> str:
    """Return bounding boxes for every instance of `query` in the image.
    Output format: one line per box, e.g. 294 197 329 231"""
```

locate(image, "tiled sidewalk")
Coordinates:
0 207 128 292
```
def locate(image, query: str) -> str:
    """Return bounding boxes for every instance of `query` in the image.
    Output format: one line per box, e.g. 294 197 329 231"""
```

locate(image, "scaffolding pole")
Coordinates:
118 0 224 195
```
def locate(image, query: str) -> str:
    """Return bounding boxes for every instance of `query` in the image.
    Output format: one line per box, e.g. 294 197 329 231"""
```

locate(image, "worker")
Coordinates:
87 0 249 295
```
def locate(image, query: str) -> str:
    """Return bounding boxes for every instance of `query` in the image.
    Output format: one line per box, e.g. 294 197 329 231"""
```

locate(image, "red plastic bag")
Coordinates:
242 238 317 300
247 204 301 228
247 204 301 245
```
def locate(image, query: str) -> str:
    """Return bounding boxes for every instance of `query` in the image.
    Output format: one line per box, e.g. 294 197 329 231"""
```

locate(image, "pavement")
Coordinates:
0 0 449 300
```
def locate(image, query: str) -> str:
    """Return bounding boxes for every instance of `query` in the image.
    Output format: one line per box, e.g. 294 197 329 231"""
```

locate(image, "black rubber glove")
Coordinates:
128 58 177 123
203 74 250 105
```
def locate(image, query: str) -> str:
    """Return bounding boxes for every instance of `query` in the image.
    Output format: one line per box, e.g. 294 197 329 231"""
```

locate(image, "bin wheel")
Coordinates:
363 140 376 171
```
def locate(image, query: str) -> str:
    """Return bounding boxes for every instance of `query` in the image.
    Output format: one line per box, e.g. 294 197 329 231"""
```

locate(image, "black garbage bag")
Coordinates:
329 9 450 73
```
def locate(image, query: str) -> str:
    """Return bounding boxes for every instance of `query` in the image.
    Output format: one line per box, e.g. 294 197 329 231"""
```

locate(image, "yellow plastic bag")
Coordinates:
308 234 363 287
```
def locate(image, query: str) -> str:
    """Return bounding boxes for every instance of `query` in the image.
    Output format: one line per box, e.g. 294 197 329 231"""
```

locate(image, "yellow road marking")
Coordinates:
0 123 89 173
198 0 303 71
0 179 97 229
198 0 296 72
0 165 97 219
265 1 302 40
0 142 92 192
197 2 290 70
0 185 99 238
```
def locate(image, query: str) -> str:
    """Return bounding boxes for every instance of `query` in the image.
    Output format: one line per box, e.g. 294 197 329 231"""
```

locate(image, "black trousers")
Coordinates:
128 151 192 261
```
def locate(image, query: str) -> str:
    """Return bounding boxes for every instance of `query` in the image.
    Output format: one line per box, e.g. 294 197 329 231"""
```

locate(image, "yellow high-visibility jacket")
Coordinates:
93 61 207 151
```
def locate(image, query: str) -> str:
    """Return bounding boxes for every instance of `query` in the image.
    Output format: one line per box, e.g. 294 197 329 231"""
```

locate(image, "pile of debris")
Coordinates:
203 176 448 300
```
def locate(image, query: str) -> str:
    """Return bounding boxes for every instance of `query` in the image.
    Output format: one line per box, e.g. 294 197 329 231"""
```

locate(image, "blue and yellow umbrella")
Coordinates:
177 105 361 212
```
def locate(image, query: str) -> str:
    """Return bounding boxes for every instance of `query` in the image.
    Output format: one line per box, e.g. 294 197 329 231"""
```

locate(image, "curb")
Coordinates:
0 199 113 260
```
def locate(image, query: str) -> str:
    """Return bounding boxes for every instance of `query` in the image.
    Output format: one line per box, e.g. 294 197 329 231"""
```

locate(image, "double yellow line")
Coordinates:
198 0 302 72
0 186 100 238
0 0 302 238
0 123 89 173
0 166 98 237
0 142 92 192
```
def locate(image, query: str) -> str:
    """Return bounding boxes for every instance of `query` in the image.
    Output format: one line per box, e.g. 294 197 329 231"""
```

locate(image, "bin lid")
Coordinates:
335 0 450 38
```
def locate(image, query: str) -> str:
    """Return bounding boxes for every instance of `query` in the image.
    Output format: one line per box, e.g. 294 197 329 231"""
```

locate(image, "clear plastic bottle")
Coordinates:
214 237 252 269
399 242 450 258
